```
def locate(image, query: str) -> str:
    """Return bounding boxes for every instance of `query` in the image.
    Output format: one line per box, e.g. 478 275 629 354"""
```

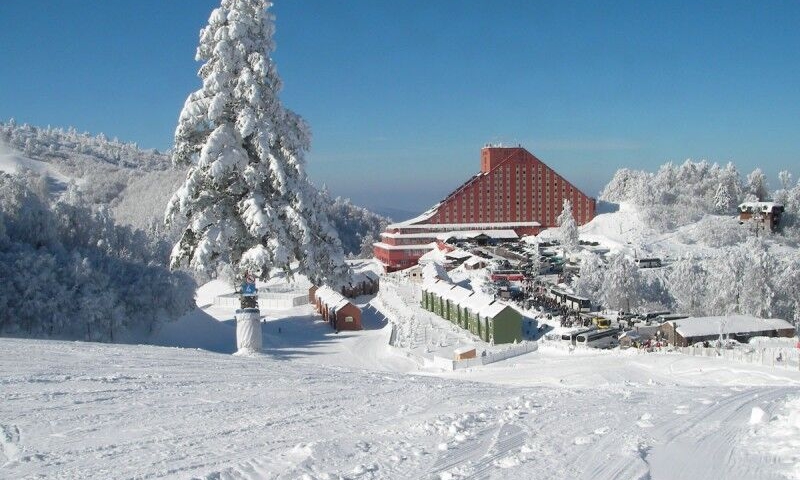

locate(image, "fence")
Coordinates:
670 344 800 371
214 291 308 309
541 336 800 371
432 341 539 371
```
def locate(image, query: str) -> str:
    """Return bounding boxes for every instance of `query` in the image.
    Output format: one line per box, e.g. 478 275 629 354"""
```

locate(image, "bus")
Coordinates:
575 328 620 349
563 293 591 313
561 327 595 345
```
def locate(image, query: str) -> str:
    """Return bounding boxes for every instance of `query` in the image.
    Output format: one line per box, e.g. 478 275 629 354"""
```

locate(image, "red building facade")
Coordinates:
374 146 596 271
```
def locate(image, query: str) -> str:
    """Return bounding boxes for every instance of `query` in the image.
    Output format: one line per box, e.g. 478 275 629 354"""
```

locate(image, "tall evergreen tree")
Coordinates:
668 255 709 316
556 199 579 253
165 0 349 289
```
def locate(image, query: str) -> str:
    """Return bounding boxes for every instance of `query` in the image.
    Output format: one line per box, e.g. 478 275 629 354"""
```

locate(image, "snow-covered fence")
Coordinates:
214 290 308 309
481 341 539 365
432 342 539 371
671 344 800 371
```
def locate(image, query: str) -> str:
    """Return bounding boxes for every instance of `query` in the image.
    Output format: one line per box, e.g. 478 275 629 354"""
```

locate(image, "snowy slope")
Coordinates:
3 301 800 480
0 145 74 192
1 338 799 479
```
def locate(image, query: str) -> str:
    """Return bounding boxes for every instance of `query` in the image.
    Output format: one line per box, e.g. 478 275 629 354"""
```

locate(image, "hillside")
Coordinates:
0 120 388 256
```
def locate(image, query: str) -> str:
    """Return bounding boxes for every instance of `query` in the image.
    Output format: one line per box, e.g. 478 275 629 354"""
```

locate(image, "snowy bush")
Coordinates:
0 173 196 341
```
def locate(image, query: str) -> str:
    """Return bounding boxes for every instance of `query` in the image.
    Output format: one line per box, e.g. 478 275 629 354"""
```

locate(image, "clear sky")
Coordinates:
1 1 798 216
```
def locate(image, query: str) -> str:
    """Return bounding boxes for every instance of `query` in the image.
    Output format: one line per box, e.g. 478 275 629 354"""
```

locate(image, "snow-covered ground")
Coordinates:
0 144 74 192
2 276 800 479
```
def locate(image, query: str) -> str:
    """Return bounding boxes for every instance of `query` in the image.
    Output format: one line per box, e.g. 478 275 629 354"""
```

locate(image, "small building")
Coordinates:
406 265 424 283
308 285 318 303
659 315 796 347
738 202 785 231
463 256 487 270
618 331 642 349
453 346 477 361
478 302 523 344
314 286 362 331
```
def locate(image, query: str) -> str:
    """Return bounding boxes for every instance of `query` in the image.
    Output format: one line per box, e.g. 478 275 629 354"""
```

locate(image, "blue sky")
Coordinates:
1 1 799 215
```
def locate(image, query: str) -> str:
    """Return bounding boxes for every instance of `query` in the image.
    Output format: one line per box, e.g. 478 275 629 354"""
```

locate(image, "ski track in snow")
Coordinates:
1 337 799 479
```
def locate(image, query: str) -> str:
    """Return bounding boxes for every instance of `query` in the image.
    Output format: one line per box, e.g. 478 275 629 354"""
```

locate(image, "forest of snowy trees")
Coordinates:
0 172 196 340
578 159 800 325
600 159 800 237
0 116 389 340
573 239 800 325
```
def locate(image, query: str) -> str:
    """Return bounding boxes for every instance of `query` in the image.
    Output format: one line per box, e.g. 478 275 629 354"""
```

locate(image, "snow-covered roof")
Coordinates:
348 270 378 285
442 285 474 303
418 247 449 265
445 249 472 259
453 345 476 355
672 315 795 338
425 279 456 297
479 301 513 319
315 286 351 310
619 331 641 340
436 230 520 241
738 202 783 213
372 241 437 251
422 261 451 283
464 256 486 267
386 204 440 228
459 292 495 312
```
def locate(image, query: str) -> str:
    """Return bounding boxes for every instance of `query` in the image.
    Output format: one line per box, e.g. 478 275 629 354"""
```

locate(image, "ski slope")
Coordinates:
2 282 800 479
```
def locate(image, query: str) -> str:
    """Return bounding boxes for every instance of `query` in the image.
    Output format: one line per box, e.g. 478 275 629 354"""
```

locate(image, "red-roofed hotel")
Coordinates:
373 146 596 271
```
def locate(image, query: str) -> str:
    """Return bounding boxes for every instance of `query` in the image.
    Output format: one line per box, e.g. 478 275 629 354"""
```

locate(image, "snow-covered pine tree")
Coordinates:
773 250 799 326
572 251 604 305
556 199 579 253
526 239 542 278
600 253 641 313
739 236 777 318
707 249 744 315
165 0 349 297
746 168 769 201
667 255 709 316
712 182 733 214
773 170 792 207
